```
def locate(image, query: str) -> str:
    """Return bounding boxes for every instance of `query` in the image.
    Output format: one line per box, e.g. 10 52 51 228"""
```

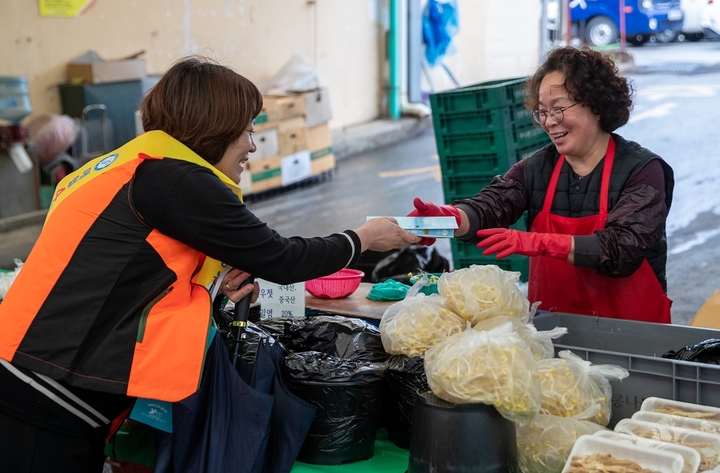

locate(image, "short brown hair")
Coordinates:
525 47 634 133
141 56 263 164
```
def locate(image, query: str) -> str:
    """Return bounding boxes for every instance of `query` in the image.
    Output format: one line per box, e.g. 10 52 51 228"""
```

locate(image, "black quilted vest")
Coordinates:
523 134 674 290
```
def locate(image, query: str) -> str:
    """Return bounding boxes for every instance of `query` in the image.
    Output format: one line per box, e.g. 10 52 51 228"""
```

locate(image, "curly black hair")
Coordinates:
525 47 634 133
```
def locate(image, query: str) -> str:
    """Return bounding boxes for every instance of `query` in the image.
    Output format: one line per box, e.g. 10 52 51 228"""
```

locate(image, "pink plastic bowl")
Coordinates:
305 269 365 299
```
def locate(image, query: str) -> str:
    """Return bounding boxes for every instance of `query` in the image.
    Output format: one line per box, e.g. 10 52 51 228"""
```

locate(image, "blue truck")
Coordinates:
569 0 685 46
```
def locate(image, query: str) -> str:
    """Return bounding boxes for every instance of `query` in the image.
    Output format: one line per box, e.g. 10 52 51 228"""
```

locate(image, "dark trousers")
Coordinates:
0 362 133 473
0 409 108 473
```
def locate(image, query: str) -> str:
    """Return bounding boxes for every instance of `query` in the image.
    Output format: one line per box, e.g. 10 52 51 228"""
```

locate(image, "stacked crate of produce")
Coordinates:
241 88 334 197
430 78 552 281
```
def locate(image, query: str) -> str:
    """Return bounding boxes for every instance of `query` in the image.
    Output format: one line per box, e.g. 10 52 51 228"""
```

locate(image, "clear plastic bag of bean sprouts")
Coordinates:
437 265 530 325
423 322 541 423
537 350 629 426
473 312 567 361
380 293 465 357
516 412 608 473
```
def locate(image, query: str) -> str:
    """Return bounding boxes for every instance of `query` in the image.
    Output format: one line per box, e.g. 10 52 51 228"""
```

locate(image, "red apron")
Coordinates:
527 137 672 323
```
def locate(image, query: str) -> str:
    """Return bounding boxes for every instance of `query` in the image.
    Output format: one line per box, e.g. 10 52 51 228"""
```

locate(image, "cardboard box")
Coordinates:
256 95 306 131
247 156 282 193
247 156 281 174
311 153 336 175
67 59 146 85
277 117 308 157
301 88 332 127
281 150 312 186
306 122 333 160
251 128 279 161
690 289 720 329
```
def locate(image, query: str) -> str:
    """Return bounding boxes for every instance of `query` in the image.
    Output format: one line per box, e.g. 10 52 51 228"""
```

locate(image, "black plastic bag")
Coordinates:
662 338 720 364
284 351 385 465
383 355 429 449
258 315 389 363
371 245 449 284
284 352 385 383
348 249 397 283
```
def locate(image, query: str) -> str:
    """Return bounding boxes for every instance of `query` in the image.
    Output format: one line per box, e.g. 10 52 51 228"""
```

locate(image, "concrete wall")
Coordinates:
1 0 541 130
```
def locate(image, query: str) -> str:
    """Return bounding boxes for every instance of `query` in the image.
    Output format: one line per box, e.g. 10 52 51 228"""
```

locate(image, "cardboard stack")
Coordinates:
241 88 334 196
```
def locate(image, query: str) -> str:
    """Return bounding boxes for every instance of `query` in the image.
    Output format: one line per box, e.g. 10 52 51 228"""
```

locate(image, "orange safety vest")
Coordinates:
0 131 243 402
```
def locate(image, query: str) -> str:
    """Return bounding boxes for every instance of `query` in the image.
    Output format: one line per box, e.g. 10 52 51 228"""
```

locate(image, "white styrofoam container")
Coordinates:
615 418 720 472
562 434 684 473
633 410 720 436
594 430 700 473
642 397 720 424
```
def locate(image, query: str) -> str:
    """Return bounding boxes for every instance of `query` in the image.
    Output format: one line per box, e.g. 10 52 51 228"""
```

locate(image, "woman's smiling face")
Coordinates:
538 71 605 161
215 121 256 184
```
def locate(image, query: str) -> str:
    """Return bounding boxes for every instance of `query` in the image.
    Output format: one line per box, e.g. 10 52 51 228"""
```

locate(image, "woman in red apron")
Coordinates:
409 47 673 323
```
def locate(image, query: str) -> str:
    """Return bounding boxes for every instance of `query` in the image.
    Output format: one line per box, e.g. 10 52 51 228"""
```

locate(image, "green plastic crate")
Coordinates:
437 121 549 157
438 136 550 177
442 173 497 201
433 102 531 135
430 77 527 114
439 151 513 177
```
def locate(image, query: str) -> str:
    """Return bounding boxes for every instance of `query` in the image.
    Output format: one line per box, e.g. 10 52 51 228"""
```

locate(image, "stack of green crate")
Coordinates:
430 77 552 281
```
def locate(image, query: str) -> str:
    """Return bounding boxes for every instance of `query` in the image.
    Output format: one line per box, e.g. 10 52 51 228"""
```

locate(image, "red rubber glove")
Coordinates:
476 228 572 260
408 197 462 246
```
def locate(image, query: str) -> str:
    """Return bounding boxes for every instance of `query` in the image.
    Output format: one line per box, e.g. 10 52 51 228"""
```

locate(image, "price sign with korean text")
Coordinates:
256 279 305 319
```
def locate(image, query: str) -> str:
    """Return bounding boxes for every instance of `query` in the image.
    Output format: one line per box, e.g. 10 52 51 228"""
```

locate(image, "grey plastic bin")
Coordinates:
533 313 720 429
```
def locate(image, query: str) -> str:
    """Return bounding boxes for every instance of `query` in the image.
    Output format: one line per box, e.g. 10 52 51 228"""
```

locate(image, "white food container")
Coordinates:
562 434 684 473
594 429 700 473
633 410 720 436
615 418 720 472
641 398 720 424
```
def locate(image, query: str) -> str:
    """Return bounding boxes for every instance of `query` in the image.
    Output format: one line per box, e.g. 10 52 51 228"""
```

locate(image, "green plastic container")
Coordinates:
433 102 530 135
436 122 549 157
429 77 527 114
437 139 550 179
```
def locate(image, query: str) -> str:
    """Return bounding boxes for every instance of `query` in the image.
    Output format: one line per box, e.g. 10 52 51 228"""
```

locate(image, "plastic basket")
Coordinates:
429 77 527 114
433 103 531 135
436 122 549 157
437 143 549 177
305 269 364 299
442 173 497 201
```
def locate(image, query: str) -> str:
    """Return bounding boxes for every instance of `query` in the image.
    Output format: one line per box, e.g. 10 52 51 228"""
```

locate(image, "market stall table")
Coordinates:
304 282 394 323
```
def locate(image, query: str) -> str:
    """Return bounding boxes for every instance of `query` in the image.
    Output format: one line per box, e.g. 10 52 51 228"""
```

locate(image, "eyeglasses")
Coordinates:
531 102 579 125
